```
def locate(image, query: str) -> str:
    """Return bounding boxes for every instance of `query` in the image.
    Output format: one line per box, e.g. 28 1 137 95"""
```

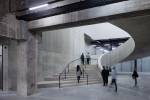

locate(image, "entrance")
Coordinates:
0 45 3 90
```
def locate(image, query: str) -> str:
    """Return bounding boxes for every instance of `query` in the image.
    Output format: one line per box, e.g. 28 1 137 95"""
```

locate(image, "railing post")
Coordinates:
97 59 99 68
59 75 61 88
83 68 84 78
87 75 88 85
68 64 69 73
65 69 66 79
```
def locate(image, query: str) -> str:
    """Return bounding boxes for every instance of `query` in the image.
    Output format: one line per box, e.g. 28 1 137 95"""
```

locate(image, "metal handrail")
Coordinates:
59 58 80 76
59 58 90 88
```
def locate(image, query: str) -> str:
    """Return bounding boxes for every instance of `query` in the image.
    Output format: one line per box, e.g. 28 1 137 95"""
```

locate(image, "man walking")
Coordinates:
110 66 117 92
80 53 84 65
86 52 91 64
101 66 106 86
132 70 138 87
105 66 110 86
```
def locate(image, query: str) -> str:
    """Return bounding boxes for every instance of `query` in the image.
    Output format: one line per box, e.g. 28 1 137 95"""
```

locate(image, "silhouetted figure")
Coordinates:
132 70 138 87
110 66 117 92
86 52 91 64
101 66 107 86
80 53 84 65
76 65 82 83
105 66 110 86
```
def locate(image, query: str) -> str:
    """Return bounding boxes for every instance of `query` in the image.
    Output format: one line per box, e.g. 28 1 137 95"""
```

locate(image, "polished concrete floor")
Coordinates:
0 74 150 100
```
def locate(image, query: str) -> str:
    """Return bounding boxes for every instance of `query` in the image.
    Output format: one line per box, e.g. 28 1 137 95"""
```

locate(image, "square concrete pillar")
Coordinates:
2 45 9 91
17 41 28 96
16 32 41 96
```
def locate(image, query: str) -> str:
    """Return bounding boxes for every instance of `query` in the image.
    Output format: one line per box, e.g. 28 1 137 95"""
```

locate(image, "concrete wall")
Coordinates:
39 22 131 79
40 27 85 78
0 0 9 17
0 14 27 40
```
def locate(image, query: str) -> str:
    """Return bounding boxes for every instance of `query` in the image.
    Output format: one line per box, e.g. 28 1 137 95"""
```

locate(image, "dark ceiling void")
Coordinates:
91 37 130 51
16 0 127 21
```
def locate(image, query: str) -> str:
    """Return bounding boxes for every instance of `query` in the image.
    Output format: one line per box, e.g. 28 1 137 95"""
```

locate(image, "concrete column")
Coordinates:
17 41 28 96
2 45 9 91
8 40 18 91
16 32 41 96
26 32 39 95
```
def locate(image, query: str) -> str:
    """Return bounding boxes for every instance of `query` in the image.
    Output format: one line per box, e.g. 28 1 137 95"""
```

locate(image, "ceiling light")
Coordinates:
29 4 49 11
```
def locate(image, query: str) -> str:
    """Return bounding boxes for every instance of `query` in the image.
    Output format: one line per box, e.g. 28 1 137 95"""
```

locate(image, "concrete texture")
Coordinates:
1 0 150 97
40 22 130 79
0 0 9 17
28 0 150 31
0 74 150 100
2 45 9 91
27 0 150 61
40 27 85 78
0 14 26 40
101 38 135 66
8 41 18 91
111 15 150 60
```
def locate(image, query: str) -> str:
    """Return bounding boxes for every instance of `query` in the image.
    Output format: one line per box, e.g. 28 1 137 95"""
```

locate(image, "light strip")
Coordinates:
29 4 49 11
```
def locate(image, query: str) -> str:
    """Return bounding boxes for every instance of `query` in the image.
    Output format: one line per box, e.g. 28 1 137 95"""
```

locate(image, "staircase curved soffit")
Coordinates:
98 26 135 69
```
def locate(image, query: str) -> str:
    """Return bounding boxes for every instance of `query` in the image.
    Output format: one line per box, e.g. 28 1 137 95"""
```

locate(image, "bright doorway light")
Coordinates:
29 4 49 11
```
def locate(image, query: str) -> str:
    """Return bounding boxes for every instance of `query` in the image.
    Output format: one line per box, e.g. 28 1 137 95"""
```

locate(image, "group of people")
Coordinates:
81 53 91 65
101 65 139 92
76 53 91 84
78 53 139 92
101 66 117 92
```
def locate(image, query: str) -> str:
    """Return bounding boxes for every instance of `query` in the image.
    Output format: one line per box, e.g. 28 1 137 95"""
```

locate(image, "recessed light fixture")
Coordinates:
29 4 49 11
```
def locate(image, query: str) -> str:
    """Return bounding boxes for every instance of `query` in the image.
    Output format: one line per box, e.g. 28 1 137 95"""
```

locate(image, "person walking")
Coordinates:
80 53 84 65
86 52 91 64
101 66 107 86
110 66 117 92
105 66 110 86
76 65 82 83
132 70 138 87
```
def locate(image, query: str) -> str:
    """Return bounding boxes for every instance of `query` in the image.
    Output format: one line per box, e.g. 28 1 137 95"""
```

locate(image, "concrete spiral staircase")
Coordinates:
100 37 135 68
37 37 135 89
37 64 102 88
37 24 135 89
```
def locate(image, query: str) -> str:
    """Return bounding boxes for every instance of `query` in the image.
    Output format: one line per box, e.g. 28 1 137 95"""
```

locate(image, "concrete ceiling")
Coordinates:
110 15 150 60
25 0 150 61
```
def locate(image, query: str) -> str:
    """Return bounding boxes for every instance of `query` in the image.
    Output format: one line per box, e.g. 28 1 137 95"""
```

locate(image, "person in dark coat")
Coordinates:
80 53 84 65
86 52 91 65
132 70 138 87
76 65 82 83
105 66 110 86
101 66 107 86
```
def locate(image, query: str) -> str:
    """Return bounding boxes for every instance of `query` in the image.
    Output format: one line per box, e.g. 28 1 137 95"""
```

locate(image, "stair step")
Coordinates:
37 80 101 88
39 65 102 88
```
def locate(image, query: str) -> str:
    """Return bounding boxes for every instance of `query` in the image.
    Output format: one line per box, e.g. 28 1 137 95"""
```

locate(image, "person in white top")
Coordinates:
110 66 117 92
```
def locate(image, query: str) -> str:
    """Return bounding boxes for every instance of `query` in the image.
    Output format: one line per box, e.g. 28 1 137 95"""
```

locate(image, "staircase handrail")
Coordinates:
60 57 98 76
59 58 80 76
59 58 89 88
